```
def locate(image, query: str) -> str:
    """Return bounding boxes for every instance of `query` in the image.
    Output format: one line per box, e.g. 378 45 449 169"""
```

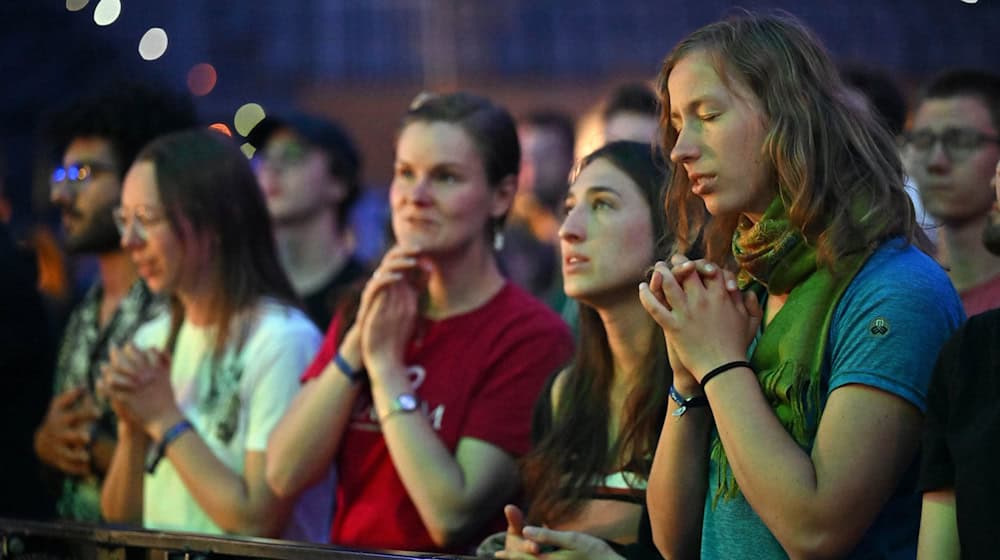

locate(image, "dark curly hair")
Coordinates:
46 80 197 179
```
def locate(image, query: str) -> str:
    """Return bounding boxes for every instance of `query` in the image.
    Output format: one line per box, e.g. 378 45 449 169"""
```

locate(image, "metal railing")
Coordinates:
0 519 469 560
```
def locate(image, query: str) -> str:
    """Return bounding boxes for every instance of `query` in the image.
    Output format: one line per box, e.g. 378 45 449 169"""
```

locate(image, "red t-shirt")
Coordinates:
960 272 1000 317
300 282 574 553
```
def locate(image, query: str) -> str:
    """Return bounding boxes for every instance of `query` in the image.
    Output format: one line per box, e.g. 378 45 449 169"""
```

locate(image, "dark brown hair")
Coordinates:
521 141 671 525
136 129 297 357
656 12 918 266
47 80 197 182
916 68 1000 132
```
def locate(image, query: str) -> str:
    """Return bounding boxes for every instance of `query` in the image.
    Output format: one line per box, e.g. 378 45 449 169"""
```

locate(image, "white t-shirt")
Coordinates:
133 300 332 542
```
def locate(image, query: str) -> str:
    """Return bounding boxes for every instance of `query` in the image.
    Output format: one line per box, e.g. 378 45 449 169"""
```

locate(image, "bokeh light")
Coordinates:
138 28 169 61
93 0 121 26
234 103 266 137
66 0 90 12
960 0 978 3
209 123 233 137
240 143 257 159
187 63 218 96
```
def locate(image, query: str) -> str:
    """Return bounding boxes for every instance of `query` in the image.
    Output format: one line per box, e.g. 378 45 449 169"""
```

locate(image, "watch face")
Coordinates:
397 393 419 412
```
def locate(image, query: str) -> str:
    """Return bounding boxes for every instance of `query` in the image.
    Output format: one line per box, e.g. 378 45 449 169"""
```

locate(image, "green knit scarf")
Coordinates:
709 197 870 505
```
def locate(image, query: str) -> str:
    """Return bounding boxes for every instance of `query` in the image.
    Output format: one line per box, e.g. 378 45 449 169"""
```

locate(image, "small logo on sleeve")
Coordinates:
869 317 890 337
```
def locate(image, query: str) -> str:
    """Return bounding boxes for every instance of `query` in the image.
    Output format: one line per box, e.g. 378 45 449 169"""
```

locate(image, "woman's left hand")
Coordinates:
360 278 419 382
494 525 624 560
101 344 182 439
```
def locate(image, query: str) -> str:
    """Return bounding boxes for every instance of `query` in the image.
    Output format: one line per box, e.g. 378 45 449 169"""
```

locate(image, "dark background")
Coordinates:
3 0 998 233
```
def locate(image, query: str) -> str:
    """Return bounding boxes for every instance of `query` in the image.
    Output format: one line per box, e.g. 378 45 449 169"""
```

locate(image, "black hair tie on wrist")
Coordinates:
700 360 753 389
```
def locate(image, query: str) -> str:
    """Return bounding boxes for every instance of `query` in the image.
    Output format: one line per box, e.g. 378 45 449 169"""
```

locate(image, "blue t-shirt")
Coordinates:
700 240 965 559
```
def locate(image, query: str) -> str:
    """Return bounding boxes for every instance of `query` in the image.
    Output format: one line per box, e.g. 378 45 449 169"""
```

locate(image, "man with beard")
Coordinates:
33 82 195 522
904 69 1000 316
248 113 367 329
917 159 1000 559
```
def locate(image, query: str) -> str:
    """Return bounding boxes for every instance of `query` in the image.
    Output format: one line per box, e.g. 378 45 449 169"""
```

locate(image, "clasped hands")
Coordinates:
97 343 183 440
341 244 431 380
638 255 762 391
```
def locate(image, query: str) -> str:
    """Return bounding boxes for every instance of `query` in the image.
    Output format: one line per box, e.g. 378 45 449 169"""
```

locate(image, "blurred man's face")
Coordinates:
518 125 573 210
50 136 121 254
255 129 343 227
604 110 659 145
906 96 1000 227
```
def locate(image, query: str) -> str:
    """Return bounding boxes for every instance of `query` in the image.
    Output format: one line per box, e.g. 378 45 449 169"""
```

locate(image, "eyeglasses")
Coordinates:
902 128 1000 161
50 162 116 193
111 205 166 242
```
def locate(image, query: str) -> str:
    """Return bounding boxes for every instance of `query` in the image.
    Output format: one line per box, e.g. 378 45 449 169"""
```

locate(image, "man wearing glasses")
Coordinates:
904 69 1000 317
33 82 195 523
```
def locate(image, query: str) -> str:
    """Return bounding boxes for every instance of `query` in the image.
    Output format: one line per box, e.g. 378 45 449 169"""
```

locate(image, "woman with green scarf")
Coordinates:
639 13 965 560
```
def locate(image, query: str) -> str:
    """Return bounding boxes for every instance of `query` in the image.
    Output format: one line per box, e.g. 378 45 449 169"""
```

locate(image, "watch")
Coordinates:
381 392 420 423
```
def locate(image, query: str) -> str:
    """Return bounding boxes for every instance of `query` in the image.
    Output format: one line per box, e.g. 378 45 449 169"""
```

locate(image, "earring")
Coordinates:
493 228 505 251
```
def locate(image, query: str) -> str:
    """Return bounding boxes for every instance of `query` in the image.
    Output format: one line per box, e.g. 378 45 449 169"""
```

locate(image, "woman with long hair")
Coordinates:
493 141 671 560
640 13 965 559
267 92 574 553
99 129 329 541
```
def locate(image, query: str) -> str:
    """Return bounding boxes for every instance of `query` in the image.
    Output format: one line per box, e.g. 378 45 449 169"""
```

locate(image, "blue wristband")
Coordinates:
668 385 709 417
333 352 365 383
145 418 193 474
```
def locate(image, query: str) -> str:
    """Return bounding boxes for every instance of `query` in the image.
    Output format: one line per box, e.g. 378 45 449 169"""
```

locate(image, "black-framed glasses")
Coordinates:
902 128 1000 161
50 162 116 193
111 205 166 242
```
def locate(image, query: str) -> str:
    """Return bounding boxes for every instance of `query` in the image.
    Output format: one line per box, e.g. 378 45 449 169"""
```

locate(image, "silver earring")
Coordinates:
493 229 505 251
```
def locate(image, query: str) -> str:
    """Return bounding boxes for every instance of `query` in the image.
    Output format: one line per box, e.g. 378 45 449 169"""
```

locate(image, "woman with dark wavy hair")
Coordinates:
267 92 573 553
493 141 670 560
640 13 964 559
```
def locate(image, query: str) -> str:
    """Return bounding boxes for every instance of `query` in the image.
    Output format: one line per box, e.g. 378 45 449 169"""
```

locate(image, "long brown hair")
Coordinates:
136 129 298 358
521 141 672 525
656 12 919 266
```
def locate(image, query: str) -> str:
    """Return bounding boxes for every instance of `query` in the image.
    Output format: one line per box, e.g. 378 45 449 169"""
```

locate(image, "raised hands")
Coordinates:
347 244 430 381
639 255 761 386
98 343 182 439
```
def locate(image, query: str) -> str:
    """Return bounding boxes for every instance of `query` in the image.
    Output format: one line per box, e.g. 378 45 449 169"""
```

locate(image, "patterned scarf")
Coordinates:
710 197 870 504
